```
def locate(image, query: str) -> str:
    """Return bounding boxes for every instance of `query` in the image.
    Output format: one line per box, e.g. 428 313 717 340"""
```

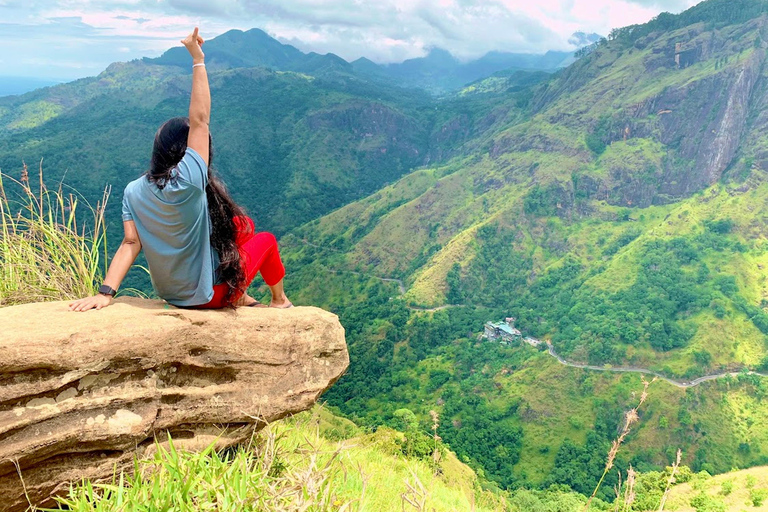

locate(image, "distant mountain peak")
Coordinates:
352 56 378 65
425 47 455 58
569 31 603 47
412 47 460 66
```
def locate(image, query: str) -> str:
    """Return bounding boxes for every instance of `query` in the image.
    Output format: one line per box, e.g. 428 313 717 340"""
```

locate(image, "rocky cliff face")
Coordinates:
0 298 348 512
508 16 768 214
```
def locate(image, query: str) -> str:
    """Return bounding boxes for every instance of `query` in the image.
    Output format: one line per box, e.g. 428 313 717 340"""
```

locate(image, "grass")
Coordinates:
47 407 506 512
664 465 768 511
0 163 108 306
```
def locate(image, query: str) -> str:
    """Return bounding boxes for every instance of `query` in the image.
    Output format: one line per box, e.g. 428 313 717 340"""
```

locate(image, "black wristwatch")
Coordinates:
98 284 117 297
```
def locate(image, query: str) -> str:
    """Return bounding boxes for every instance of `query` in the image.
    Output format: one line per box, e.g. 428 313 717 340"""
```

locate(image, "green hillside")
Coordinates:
665 465 768 511
291 0 768 371
0 63 440 238
276 258 768 493
274 0 768 494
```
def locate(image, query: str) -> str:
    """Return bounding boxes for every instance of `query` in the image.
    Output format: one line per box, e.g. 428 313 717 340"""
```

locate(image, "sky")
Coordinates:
0 0 701 82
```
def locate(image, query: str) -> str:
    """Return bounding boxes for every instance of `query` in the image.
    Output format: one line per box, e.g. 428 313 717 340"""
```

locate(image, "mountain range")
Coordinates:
1 0 768 498
149 27 591 94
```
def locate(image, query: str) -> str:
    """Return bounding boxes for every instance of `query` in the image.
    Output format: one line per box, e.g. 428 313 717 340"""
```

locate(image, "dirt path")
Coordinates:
323 268 407 295
407 305 462 312
291 238 407 294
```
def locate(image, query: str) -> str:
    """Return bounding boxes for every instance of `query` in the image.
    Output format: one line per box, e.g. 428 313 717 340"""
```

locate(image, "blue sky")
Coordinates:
0 0 700 81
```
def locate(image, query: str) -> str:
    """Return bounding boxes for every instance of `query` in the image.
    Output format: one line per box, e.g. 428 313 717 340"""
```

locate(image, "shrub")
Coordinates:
586 133 607 155
750 488 768 506
704 218 734 234
690 492 726 512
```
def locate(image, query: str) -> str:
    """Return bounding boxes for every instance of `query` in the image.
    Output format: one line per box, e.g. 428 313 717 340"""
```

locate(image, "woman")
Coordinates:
70 27 291 312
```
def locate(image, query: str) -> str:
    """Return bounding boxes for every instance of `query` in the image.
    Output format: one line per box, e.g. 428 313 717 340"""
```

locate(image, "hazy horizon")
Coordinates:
1 0 701 83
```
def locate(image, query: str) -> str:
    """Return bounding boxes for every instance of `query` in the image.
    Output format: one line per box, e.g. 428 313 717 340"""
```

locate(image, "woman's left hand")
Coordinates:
68 294 112 312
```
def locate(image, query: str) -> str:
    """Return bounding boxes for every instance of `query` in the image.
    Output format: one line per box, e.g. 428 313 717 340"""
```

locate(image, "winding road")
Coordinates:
292 238 768 388
523 337 768 389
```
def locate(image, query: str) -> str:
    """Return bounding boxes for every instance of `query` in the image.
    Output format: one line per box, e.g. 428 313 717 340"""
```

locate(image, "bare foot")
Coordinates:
235 293 266 307
269 294 293 309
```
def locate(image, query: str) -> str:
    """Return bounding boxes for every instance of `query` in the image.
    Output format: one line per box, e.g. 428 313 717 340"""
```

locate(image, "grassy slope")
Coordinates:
295 172 768 372
262 244 768 486
303 407 505 511
54 405 510 511
666 465 768 511
389 331 768 484
505 346 768 483
284 176 768 485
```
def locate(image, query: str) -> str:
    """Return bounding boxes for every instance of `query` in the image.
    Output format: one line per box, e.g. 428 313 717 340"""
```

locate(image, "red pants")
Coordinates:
197 216 285 308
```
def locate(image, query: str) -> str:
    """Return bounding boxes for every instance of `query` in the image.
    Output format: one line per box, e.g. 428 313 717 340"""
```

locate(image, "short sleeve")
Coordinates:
175 148 208 190
121 189 133 221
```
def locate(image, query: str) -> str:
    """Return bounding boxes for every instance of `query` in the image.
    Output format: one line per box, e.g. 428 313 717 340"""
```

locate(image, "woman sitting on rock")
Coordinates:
70 27 291 312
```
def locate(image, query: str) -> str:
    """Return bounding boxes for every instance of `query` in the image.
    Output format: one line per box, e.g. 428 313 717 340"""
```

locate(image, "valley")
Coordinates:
2 0 768 505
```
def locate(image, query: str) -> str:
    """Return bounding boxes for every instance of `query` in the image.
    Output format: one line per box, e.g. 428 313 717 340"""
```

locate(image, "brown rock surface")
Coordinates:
0 297 348 511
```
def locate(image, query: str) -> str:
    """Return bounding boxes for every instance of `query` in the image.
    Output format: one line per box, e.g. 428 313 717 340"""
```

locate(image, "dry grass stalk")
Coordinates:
430 410 441 472
401 470 428 511
612 472 624 512
580 377 654 512
657 449 682 511
622 466 637 512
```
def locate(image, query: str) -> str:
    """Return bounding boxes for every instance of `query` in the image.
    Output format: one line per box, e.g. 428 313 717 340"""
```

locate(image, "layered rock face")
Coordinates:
0 298 348 511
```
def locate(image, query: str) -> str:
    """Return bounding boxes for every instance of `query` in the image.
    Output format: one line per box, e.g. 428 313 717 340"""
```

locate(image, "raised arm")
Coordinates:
69 221 142 311
182 27 210 165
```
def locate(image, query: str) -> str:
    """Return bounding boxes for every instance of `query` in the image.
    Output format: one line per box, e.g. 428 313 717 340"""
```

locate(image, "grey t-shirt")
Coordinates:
122 148 218 306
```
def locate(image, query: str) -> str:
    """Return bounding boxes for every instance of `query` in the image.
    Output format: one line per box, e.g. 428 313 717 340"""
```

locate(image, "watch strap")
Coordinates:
98 284 116 297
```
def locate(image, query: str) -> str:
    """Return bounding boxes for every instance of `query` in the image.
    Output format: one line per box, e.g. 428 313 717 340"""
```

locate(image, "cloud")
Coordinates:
0 0 700 81
624 0 697 8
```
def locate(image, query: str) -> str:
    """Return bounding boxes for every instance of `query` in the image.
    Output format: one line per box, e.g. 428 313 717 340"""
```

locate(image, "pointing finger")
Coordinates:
193 27 199 40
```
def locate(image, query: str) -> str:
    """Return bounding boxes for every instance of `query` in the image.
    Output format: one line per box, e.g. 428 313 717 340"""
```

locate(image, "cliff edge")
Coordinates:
0 297 349 511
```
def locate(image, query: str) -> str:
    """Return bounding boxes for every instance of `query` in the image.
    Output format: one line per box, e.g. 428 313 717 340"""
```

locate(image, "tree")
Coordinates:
446 263 463 304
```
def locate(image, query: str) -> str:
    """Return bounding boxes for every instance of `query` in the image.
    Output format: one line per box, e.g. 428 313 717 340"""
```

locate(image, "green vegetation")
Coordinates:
275 231 768 490
0 167 107 305
459 218 754 362
661 465 768 511
48 407 509 512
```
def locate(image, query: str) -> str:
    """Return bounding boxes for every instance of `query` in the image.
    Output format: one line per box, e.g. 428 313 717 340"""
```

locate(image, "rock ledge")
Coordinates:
0 298 348 511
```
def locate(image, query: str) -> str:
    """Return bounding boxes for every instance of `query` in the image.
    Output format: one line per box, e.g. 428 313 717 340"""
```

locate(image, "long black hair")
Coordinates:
148 117 248 306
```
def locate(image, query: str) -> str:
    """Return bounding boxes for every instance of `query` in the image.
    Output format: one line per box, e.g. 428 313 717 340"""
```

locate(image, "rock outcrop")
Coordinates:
0 298 348 511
